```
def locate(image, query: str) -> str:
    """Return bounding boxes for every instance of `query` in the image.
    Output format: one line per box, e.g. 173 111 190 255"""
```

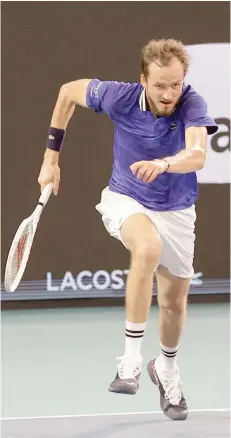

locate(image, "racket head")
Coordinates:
4 218 35 292
4 184 53 292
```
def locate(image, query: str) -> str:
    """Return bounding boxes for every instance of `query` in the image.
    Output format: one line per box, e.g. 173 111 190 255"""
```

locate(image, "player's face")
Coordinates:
140 57 184 116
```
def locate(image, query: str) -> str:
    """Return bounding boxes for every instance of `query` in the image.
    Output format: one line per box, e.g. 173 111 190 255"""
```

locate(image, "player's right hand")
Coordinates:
38 159 60 196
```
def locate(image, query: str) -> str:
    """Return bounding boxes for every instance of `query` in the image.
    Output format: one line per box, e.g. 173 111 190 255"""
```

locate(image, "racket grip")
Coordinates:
39 183 53 207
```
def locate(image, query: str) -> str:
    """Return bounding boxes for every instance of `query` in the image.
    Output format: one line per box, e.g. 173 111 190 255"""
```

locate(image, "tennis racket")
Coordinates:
4 183 53 292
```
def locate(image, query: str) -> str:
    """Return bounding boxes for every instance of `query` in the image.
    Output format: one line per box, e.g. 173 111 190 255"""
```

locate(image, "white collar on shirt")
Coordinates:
139 88 146 111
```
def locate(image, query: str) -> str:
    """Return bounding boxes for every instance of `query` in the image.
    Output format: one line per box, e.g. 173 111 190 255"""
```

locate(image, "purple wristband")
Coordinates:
46 127 65 152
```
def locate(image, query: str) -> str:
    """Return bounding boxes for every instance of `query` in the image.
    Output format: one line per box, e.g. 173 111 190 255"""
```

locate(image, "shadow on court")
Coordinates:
2 411 230 438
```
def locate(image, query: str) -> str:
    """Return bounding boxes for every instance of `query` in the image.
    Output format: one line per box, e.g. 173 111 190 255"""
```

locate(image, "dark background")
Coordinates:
2 2 230 281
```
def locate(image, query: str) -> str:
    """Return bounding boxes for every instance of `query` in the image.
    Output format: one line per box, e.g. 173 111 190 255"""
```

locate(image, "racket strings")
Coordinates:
11 225 31 281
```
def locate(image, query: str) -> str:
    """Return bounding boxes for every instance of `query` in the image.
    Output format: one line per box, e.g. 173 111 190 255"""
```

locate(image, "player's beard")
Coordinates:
147 95 176 117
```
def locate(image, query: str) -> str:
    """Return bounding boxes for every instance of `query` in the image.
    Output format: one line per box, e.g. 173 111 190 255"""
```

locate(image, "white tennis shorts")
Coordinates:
95 187 197 279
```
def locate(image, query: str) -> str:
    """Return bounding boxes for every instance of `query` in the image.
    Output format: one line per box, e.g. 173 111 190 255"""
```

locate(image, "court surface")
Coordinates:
1 303 230 437
2 410 230 437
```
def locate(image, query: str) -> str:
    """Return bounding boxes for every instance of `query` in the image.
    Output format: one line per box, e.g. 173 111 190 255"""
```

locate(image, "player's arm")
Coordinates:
38 79 92 194
162 126 207 173
49 79 92 128
130 127 207 183
44 79 92 159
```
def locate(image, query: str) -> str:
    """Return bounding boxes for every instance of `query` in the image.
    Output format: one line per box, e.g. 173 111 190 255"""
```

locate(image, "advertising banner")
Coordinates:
186 43 230 184
1 272 229 301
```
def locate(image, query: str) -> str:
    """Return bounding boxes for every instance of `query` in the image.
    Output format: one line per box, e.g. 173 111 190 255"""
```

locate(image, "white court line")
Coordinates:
1 408 230 421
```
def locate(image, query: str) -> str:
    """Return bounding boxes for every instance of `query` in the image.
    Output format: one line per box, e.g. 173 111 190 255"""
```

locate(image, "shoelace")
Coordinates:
116 356 142 380
158 368 183 405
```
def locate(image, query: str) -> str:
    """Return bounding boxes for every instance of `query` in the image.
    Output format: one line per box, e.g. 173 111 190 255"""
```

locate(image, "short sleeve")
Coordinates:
181 88 218 135
86 79 140 117
86 79 117 115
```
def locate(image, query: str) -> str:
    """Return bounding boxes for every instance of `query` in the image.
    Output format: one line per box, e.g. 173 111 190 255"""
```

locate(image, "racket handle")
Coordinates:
38 183 53 207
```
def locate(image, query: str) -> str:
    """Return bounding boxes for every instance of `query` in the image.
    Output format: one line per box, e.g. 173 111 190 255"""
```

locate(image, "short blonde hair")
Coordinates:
141 39 191 77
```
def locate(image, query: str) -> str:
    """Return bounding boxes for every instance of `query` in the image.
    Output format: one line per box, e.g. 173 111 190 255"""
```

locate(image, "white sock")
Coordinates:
157 342 179 372
124 320 147 359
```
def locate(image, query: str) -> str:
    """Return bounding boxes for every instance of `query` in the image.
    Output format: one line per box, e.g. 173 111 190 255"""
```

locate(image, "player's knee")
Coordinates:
158 293 188 313
132 239 162 269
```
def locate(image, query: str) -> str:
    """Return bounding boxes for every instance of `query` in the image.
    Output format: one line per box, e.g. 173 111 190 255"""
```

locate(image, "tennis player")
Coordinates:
38 39 218 420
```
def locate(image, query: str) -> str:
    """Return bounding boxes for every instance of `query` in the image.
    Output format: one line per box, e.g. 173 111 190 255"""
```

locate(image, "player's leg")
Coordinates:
146 206 196 420
121 213 162 323
156 266 190 354
147 267 190 420
109 213 162 394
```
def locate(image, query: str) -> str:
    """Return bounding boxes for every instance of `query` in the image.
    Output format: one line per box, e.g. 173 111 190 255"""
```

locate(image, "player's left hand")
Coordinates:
130 159 168 183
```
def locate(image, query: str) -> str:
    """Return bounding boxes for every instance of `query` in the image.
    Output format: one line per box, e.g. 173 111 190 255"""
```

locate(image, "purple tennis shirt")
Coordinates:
86 80 218 211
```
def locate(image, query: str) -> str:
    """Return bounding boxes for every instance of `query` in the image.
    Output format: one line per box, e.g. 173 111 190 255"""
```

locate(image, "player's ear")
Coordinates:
140 73 147 88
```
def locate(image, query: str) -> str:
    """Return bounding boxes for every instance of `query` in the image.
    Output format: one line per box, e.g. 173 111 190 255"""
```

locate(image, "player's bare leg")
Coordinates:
147 266 190 420
109 213 162 394
121 214 162 323
157 266 190 348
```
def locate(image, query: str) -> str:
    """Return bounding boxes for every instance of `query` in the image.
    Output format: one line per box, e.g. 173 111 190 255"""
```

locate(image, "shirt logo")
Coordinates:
170 123 176 130
91 82 102 99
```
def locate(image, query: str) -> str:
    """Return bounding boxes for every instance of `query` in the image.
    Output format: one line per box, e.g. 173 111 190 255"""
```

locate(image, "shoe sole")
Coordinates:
108 381 139 395
108 387 138 395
